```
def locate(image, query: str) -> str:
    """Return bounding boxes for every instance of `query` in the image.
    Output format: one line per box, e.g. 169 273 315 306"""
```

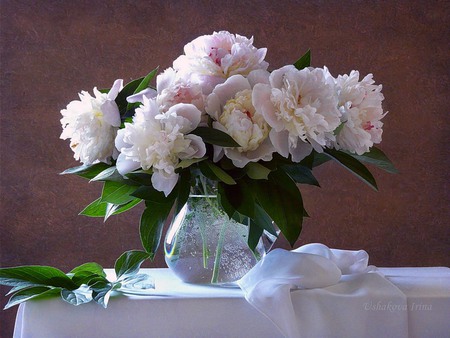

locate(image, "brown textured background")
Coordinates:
1 0 449 336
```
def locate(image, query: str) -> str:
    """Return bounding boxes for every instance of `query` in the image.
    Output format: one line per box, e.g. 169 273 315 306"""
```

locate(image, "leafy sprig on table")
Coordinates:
0 250 150 309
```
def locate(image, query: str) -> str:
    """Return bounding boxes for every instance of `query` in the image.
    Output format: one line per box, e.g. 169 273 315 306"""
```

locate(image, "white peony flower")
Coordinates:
60 79 123 165
173 31 269 94
333 71 386 155
127 68 205 113
115 98 206 196
253 65 341 162
205 72 274 167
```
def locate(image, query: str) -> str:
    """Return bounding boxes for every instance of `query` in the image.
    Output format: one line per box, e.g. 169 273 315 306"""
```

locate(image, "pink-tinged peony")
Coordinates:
173 31 269 94
253 65 341 162
115 98 206 196
127 68 205 114
333 71 386 155
60 79 123 165
205 71 275 167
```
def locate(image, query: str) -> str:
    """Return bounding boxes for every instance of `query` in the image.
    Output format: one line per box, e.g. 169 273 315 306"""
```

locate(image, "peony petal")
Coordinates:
252 84 284 131
269 65 296 89
101 100 121 127
157 68 176 92
116 153 141 175
269 129 290 158
167 103 202 133
184 134 206 159
212 75 251 107
127 88 157 103
107 79 124 100
247 69 270 87
151 171 179 197
205 92 221 121
290 141 312 162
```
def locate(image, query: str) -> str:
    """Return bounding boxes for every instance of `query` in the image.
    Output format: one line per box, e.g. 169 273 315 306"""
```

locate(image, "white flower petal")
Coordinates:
107 79 124 100
127 88 157 103
151 171 179 197
101 100 121 127
116 153 141 175
269 129 290 158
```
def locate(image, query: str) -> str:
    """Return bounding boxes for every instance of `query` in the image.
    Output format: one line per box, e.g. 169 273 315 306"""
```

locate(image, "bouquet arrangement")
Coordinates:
0 31 396 308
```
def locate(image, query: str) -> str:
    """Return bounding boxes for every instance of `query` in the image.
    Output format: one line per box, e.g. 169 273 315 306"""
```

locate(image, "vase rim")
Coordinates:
189 194 217 198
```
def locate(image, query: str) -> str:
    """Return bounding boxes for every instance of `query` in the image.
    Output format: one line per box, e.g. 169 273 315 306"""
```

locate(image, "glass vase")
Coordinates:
164 177 268 284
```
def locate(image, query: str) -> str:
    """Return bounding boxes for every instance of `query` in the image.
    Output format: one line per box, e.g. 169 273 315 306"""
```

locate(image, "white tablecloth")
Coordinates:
13 267 450 338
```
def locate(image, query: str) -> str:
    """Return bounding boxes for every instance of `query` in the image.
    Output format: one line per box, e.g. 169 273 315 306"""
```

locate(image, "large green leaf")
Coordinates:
191 127 240 147
245 162 272 180
101 181 139 205
252 204 278 236
90 167 124 183
0 266 78 290
281 164 320 186
173 171 191 216
69 263 105 277
4 286 58 310
252 170 304 246
60 163 111 179
80 197 142 218
324 149 378 191
348 146 398 174
114 250 150 280
199 161 236 185
139 200 174 257
247 221 264 252
218 180 255 218
293 49 311 70
126 172 153 186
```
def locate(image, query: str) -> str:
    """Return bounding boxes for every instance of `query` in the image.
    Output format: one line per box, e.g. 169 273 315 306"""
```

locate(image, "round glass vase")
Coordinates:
164 179 266 284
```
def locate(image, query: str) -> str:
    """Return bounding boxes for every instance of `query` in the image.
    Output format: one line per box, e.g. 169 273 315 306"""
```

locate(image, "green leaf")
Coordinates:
176 157 206 170
126 68 159 111
293 49 311 70
114 250 151 280
79 198 107 217
0 266 78 290
126 172 153 186
61 286 93 306
4 286 58 310
199 161 236 185
131 185 166 201
247 221 264 252
89 280 115 308
101 181 139 205
69 263 105 277
253 170 304 246
79 197 141 218
281 164 320 186
348 146 398 174
140 200 174 257
191 127 240 147
174 171 191 216
252 204 278 236
90 167 124 182
245 162 271 180
324 149 378 191
60 163 111 179
218 180 255 218
115 69 158 115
